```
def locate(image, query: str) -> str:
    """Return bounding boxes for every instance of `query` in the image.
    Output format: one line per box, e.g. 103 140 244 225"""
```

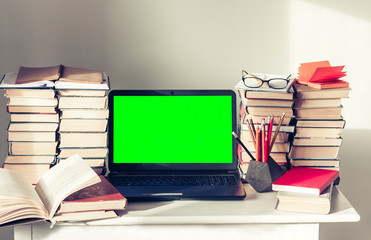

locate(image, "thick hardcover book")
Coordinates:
293 83 350 99
57 176 127 214
272 167 339 195
289 146 340 159
275 183 333 214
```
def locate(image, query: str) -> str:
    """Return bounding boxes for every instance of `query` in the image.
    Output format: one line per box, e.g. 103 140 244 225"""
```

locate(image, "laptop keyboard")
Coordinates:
111 175 237 186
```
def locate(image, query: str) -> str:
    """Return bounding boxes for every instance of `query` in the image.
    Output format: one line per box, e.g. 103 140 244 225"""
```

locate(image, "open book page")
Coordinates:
55 72 109 90
0 169 48 224
35 154 101 219
16 65 61 84
60 66 103 84
0 72 55 89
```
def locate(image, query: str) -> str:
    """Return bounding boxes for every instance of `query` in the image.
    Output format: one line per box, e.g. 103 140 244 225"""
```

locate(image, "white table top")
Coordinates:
71 184 360 226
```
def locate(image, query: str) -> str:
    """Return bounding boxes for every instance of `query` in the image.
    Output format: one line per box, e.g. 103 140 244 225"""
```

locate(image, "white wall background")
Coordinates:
0 0 370 239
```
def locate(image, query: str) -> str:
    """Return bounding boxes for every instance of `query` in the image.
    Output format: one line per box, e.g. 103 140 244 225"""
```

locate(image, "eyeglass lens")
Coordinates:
243 76 288 89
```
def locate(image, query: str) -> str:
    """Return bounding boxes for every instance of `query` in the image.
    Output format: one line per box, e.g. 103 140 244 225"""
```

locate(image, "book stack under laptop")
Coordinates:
235 74 296 173
1 71 59 185
289 82 350 171
56 71 110 175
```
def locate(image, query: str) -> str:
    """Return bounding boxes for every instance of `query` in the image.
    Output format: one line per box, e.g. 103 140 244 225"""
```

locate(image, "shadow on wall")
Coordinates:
320 129 371 240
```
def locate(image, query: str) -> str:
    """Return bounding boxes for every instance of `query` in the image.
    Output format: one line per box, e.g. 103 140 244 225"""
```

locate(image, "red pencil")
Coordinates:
256 127 261 162
264 130 268 163
261 120 265 163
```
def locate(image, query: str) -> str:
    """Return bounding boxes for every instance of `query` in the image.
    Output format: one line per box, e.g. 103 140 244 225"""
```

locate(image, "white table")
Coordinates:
14 185 359 240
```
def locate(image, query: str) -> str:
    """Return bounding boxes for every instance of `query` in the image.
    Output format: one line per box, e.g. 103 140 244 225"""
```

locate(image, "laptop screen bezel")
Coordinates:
108 89 238 172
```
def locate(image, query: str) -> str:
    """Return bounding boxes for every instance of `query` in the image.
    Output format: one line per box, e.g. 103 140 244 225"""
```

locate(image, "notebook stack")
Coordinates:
235 73 296 173
289 83 350 170
1 70 59 185
289 61 350 171
56 69 110 175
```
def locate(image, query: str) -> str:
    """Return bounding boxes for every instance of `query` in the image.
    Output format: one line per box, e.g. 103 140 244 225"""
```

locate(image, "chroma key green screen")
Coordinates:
113 95 233 163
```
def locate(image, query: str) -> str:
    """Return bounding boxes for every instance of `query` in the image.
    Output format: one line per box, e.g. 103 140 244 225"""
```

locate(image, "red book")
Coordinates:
272 167 339 195
307 80 349 89
297 60 347 89
57 176 127 213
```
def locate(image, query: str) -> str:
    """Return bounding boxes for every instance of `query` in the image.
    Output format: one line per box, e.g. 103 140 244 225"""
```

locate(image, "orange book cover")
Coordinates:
307 80 349 89
297 60 331 83
297 61 347 86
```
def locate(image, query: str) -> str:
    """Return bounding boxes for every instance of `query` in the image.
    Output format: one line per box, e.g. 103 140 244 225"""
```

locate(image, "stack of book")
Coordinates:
56 69 110 175
235 73 296 173
290 63 350 171
272 167 339 214
1 72 59 185
0 65 110 183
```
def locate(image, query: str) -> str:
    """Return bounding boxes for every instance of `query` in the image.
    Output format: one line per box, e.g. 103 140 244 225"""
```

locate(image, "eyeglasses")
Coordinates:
242 70 291 89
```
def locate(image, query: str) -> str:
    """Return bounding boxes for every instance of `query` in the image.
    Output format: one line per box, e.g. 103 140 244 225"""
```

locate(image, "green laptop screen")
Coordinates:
113 95 233 164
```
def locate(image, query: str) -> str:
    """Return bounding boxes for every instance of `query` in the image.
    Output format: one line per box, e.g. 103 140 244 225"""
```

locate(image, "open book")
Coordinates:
0 65 110 90
0 154 118 227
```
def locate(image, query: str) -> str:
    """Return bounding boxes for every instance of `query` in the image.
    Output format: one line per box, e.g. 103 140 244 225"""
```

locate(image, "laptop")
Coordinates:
107 90 246 200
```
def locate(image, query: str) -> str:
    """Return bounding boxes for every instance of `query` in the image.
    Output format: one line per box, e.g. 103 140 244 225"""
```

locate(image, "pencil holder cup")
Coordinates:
245 156 284 193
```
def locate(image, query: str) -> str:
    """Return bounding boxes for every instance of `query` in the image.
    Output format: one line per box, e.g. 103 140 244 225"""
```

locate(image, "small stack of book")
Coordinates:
56 67 110 175
235 72 296 172
1 68 60 185
290 61 350 171
273 167 339 214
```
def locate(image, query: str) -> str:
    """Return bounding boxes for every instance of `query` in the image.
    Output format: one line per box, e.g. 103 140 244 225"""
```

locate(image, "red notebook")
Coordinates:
272 167 339 195
297 60 347 88
307 79 349 89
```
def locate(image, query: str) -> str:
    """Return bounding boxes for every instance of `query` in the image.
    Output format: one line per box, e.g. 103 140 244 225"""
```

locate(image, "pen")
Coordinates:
232 132 255 161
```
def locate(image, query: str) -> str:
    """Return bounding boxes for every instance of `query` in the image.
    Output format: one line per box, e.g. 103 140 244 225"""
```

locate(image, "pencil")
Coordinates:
232 132 255 161
256 127 261 162
264 131 268 163
246 120 257 150
261 121 266 163
268 115 274 153
249 118 256 138
269 112 285 154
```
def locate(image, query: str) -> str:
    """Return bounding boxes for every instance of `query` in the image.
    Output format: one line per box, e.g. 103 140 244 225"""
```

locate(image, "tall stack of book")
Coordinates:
0 65 110 184
235 72 295 173
289 83 350 170
0 71 59 185
56 68 110 175
289 61 350 171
